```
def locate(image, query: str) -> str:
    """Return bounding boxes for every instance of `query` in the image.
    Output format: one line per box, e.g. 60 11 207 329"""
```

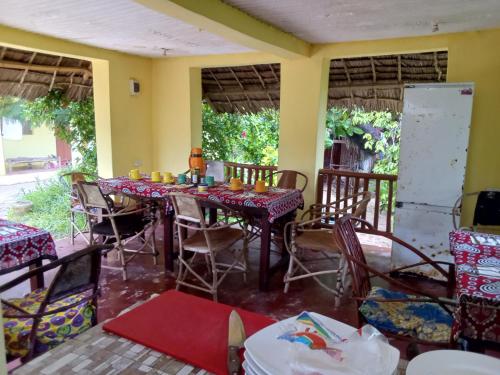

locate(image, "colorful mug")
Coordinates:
129 169 141 180
205 175 215 187
151 171 161 182
163 172 174 183
255 180 267 193
177 173 187 184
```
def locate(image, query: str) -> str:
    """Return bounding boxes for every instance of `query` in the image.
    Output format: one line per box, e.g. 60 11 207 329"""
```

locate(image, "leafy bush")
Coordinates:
202 104 279 165
7 177 85 239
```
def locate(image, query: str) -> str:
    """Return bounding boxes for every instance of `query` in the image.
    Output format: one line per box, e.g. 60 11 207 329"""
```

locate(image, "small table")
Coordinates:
450 230 500 345
99 177 304 290
0 219 57 289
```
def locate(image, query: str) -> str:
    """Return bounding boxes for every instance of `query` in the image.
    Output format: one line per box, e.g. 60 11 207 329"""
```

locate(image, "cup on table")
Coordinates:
163 172 174 183
230 177 243 190
129 169 141 180
255 179 267 193
205 175 215 187
177 173 187 184
151 171 161 182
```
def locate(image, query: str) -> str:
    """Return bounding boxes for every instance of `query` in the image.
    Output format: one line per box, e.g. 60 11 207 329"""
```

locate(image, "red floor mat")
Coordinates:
103 290 275 375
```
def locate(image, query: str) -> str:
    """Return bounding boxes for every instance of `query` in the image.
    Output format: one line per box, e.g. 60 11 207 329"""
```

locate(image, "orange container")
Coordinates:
189 147 206 175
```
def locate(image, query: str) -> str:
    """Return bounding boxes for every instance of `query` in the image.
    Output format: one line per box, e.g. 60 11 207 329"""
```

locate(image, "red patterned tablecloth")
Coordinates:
99 177 304 223
450 230 500 343
0 219 57 274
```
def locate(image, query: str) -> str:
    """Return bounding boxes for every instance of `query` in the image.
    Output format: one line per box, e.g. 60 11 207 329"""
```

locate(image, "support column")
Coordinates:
278 57 330 208
152 61 202 173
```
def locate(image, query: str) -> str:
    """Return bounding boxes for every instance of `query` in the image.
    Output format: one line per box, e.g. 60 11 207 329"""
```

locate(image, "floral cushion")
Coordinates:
3 288 95 358
359 286 452 343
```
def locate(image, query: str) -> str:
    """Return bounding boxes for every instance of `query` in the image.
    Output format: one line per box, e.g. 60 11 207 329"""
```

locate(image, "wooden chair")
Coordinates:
76 181 159 281
333 215 457 354
283 192 372 302
1 245 107 362
453 189 500 235
271 169 308 192
59 171 100 245
169 193 248 302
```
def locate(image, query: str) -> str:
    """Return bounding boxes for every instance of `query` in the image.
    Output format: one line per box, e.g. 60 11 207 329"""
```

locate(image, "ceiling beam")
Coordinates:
135 0 311 59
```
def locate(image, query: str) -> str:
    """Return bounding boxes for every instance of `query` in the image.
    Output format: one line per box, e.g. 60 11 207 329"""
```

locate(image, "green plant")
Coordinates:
325 107 364 148
22 90 97 174
7 177 85 239
201 103 279 166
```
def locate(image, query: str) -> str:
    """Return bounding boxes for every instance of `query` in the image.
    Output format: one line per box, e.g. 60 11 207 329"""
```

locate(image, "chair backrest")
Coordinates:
45 245 103 304
473 190 500 226
205 160 226 182
273 170 308 192
334 215 371 299
77 181 112 211
169 193 206 226
353 191 372 218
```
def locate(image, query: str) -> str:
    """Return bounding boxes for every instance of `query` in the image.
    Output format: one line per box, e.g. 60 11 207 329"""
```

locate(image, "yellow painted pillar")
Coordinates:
279 57 330 208
152 61 202 173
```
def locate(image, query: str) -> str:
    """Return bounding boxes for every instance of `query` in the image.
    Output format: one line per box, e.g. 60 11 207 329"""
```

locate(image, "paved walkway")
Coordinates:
0 170 58 217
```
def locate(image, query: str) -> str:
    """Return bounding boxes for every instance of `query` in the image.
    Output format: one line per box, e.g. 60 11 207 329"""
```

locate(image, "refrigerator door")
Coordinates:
392 203 454 279
396 83 474 207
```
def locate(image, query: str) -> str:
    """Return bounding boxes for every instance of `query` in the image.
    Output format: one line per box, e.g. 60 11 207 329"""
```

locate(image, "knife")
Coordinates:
227 310 246 375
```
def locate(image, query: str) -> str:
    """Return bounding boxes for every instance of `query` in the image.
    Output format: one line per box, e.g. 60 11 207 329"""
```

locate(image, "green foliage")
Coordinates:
0 96 26 121
325 107 365 148
22 90 97 174
7 178 85 239
202 103 279 165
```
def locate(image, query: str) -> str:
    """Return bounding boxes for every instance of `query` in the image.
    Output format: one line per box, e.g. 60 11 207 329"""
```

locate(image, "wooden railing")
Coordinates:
316 169 398 234
224 162 277 185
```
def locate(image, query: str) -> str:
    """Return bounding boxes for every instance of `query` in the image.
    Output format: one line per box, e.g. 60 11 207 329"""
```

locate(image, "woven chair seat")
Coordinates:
295 230 340 252
183 227 243 253
91 214 150 237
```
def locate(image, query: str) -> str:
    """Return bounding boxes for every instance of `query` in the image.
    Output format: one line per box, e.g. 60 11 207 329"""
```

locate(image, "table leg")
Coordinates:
209 208 217 226
29 259 44 290
163 209 175 272
259 218 272 291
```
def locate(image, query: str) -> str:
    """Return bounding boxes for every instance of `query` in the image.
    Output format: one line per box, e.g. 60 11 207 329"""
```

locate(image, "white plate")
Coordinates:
245 312 399 375
407 350 500 375
242 360 259 375
244 351 269 375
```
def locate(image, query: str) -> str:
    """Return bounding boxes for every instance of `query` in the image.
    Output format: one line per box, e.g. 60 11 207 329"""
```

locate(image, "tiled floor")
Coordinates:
3 228 500 365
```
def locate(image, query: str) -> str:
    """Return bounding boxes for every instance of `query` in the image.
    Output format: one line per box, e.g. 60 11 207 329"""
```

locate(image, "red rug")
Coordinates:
103 290 275 375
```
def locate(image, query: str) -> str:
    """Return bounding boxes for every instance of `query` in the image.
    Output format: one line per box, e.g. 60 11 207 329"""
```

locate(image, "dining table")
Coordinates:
449 229 500 346
0 218 57 289
98 177 304 291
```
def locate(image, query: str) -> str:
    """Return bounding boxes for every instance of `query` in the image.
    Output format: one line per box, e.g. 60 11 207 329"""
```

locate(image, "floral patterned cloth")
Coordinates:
450 230 500 343
99 177 304 223
359 286 452 343
0 219 57 274
3 288 95 358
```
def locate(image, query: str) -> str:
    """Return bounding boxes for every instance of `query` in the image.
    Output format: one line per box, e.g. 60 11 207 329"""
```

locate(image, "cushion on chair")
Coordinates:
3 288 95 358
183 228 243 253
295 230 340 252
359 286 452 343
92 214 149 236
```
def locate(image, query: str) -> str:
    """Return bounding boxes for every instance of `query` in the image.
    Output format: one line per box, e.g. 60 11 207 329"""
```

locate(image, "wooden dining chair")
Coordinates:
283 192 372 303
1 245 108 362
169 193 249 302
271 169 308 192
76 181 159 281
333 215 458 355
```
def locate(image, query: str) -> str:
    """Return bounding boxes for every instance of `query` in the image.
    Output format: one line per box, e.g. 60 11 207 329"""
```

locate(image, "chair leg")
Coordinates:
284 253 295 293
70 211 75 245
210 254 218 302
151 226 158 265
117 245 127 281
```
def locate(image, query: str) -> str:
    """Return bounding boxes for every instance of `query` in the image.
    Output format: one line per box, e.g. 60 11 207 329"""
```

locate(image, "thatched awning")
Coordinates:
202 51 448 113
0 46 93 101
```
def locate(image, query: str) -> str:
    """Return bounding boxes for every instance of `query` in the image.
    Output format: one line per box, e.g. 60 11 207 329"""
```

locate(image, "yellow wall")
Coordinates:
2 124 56 160
0 25 153 178
151 29 500 224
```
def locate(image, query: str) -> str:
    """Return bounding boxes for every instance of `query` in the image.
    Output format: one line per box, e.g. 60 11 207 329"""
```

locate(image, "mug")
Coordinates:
163 172 174 183
230 177 243 190
129 169 140 180
205 175 215 187
177 173 187 184
151 171 161 182
255 180 267 193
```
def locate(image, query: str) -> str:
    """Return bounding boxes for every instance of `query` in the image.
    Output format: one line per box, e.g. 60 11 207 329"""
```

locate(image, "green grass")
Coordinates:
7 178 86 239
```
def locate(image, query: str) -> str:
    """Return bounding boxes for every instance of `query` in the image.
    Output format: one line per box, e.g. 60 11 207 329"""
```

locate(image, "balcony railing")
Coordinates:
316 169 397 234
224 162 277 185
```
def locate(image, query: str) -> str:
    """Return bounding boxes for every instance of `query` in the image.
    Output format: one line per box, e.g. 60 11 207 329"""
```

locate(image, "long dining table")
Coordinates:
99 177 304 290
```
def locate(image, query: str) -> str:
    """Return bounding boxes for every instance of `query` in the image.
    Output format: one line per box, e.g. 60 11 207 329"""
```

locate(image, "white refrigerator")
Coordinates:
391 83 474 278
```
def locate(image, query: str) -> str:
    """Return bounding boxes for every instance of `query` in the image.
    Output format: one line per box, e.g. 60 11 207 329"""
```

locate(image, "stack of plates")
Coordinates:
242 312 399 375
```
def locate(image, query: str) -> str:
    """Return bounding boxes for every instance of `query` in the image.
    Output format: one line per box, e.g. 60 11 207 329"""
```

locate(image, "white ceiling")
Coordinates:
225 0 500 43
0 0 252 57
0 0 499 57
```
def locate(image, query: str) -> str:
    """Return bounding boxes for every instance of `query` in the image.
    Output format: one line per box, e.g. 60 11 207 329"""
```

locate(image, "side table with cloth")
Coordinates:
450 230 500 345
0 219 57 289
99 177 304 291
